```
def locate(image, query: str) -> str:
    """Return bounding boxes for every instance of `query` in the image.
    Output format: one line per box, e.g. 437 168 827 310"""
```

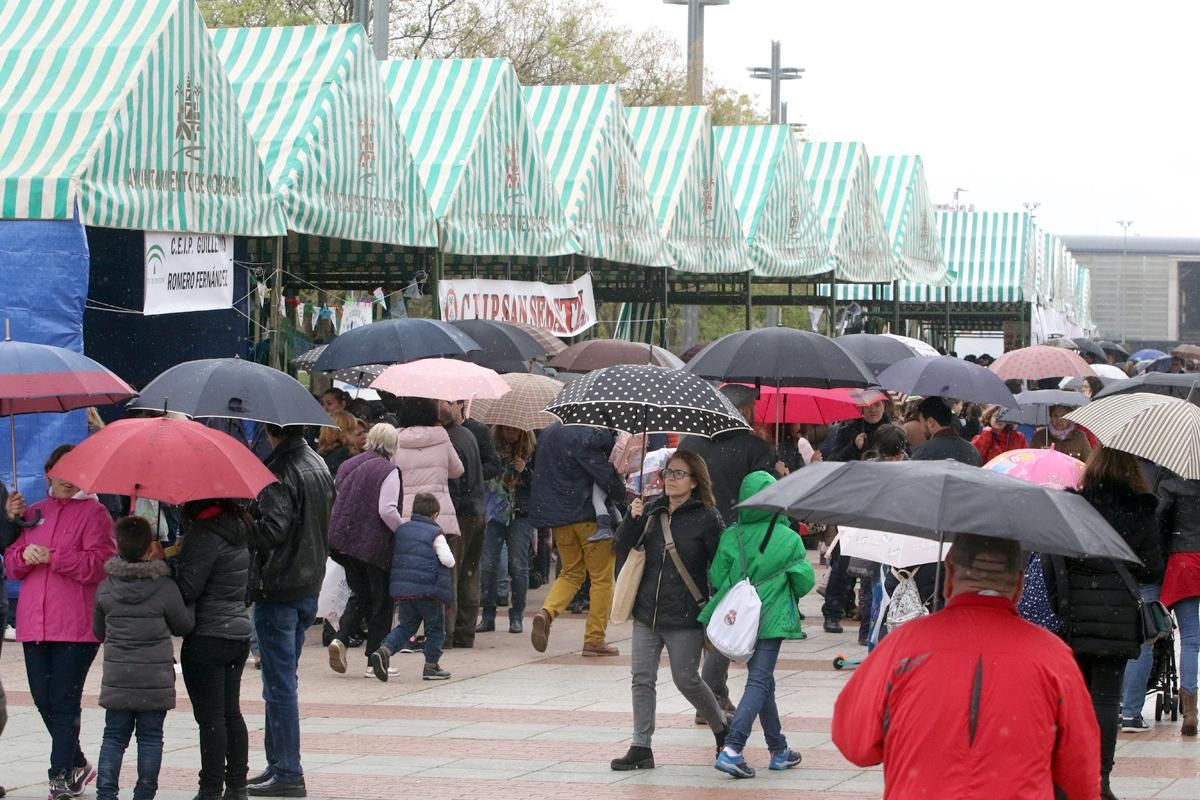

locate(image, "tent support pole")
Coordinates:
269 237 284 371
744 272 753 330
944 288 952 352
828 275 837 336
432 224 445 321
892 279 900 334
659 268 669 349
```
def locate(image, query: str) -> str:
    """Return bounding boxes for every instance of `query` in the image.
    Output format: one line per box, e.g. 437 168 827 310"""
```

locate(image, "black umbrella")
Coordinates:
449 319 548 373
687 327 876 388
545 364 750 437
739 459 1140 563
875 355 1018 407
998 389 1088 427
312 319 480 372
1072 338 1107 363
833 333 926 375
130 358 333 427
1097 340 1129 359
1094 372 1200 406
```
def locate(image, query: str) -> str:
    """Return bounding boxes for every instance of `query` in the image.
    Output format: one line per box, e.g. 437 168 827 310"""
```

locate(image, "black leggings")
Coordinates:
24 641 99 779
181 636 250 795
1075 654 1126 779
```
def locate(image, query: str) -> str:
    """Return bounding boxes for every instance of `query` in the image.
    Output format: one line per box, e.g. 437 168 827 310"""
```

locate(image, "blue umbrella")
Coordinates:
1131 349 1167 362
312 319 480 372
875 355 1017 407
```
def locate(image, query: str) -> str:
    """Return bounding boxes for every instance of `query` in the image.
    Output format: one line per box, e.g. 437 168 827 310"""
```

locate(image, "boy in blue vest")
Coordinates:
371 493 456 681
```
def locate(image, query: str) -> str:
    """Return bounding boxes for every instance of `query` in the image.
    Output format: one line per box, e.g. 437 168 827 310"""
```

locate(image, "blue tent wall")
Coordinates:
0 216 90 502
83 228 251 389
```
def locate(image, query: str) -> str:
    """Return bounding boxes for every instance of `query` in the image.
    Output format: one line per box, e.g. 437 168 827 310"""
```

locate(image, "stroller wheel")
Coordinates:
1171 694 1180 722
1156 694 1164 722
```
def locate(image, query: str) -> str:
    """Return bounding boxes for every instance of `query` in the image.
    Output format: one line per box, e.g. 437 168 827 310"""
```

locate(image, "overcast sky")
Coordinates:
604 0 1199 238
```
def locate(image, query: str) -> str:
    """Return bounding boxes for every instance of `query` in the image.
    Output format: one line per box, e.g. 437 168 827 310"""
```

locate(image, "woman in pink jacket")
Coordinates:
392 397 464 535
3 444 116 799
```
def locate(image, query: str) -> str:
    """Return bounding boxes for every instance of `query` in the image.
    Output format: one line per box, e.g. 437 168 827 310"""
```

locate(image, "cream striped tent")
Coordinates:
624 106 748 274
212 25 437 248
524 84 672 267
380 58 577 257
904 210 1038 304
799 141 894 284
0 0 284 236
714 125 830 277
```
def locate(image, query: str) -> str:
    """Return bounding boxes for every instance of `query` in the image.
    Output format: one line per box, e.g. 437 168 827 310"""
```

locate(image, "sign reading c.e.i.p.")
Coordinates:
143 230 234 316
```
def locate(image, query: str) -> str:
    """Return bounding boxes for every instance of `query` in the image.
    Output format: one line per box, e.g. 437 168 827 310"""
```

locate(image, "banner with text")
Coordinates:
438 274 596 337
143 231 234 316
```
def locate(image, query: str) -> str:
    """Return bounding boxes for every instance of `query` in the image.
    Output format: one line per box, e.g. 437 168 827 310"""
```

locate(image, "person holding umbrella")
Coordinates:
970 405 1028 463
1032 405 1094 462
1154 469 1200 737
3 444 116 800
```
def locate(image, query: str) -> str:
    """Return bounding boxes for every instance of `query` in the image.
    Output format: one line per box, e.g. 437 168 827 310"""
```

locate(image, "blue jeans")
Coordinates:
254 596 317 783
382 598 445 665
1121 584 1161 718
1176 595 1200 694
725 638 787 753
480 517 533 622
96 709 166 800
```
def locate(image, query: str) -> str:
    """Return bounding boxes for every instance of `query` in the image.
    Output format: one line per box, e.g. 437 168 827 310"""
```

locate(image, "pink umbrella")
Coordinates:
727 384 886 426
990 346 1096 381
983 448 1086 491
370 358 511 401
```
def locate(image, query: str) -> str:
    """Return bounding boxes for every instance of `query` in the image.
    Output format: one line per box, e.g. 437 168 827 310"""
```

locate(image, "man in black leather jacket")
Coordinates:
246 426 334 798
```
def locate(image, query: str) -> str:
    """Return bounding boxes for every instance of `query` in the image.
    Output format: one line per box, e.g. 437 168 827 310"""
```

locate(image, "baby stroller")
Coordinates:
1149 628 1180 722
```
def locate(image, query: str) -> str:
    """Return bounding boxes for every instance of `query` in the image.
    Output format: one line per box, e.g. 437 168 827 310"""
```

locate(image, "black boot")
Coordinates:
610 746 655 771
1100 776 1119 800
823 616 844 634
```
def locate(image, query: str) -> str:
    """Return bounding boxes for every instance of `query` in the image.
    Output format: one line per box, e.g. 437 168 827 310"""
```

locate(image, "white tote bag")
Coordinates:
706 578 762 663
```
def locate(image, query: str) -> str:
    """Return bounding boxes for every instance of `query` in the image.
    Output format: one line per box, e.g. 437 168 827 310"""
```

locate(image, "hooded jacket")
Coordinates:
1156 471 1200 555
392 425 464 535
93 558 194 711
528 423 624 529
970 426 1028 464
251 436 335 602
614 494 723 630
826 415 893 463
172 508 253 641
698 471 815 639
677 431 777 527
3 495 115 642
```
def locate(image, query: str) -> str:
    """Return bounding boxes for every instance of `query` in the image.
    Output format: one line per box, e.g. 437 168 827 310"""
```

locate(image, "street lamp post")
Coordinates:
749 41 804 124
665 0 731 104
1116 220 1133 341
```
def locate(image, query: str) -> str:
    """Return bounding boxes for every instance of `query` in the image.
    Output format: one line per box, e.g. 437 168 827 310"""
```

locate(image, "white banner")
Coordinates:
340 301 374 333
143 231 234 316
438 274 596 337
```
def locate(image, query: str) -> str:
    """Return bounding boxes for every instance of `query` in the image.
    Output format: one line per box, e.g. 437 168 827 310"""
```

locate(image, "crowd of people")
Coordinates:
0 349 1198 799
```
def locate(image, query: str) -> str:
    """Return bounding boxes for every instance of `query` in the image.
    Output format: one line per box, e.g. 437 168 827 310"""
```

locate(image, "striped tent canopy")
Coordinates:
900 210 1039 304
714 125 830 277
212 25 437 248
799 141 894 283
872 155 949 285
524 84 672 267
624 106 748 274
0 0 284 235
380 58 577 257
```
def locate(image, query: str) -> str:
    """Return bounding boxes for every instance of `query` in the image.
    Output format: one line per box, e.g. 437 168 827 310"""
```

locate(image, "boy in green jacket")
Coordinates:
699 471 815 779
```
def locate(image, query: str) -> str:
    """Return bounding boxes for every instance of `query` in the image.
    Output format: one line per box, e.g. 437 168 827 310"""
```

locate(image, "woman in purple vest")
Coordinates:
326 424 404 678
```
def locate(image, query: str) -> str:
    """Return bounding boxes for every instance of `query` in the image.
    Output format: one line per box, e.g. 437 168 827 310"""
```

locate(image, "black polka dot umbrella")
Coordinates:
544 364 750 437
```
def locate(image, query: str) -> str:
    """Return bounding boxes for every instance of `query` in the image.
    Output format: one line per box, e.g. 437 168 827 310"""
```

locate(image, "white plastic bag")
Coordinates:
705 578 762 663
316 558 350 627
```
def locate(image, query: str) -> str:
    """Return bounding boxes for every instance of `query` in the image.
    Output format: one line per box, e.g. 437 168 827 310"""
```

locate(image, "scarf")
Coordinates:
1047 421 1076 441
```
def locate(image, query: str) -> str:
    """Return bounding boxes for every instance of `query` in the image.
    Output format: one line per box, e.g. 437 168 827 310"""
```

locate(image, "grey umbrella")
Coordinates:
1094 372 1200 406
875 355 1017 406
998 389 1088 427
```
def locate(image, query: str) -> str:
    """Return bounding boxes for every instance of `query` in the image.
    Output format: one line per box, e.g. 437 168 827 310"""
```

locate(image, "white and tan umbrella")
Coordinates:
1066 392 1200 479
468 373 563 431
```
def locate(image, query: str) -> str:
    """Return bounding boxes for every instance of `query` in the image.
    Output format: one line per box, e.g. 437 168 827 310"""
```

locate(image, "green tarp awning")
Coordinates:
0 0 284 235
872 154 948 286
212 24 437 247
380 58 577 257
900 210 1035 304
624 105 748 274
714 125 830 277
524 84 672 267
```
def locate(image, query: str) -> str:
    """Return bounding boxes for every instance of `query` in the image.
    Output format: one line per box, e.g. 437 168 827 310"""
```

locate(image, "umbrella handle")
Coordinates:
932 529 946 611
14 508 42 529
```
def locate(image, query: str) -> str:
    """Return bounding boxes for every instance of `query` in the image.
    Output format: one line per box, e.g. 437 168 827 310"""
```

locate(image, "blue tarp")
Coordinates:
0 215 91 503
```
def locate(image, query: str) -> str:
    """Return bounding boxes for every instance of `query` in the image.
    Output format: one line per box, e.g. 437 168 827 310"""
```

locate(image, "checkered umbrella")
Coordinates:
546 364 749 437
989 346 1096 381
504 322 567 355
469 373 563 431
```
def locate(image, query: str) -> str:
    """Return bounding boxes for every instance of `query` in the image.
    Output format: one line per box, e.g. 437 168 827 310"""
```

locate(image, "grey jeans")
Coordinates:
631 621 725 747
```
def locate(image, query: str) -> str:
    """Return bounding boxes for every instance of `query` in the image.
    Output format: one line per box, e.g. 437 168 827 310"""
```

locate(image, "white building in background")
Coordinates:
1063 236 1200 349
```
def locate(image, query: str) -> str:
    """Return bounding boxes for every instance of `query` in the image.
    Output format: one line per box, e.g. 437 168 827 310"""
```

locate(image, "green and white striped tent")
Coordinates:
872 155 949 285
380 58 576 256
903 210 1039 304
524 84 672 267
624 106 748 274
714 125 830 277
799 141 895 284
212 25 437 248
0 0 284 235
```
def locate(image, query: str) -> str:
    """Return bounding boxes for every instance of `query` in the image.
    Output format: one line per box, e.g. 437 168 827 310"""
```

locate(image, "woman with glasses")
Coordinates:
610 451 729 771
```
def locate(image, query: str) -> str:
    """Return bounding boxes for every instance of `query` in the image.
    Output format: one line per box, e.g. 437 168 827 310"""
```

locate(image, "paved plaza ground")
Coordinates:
3 588 1198 799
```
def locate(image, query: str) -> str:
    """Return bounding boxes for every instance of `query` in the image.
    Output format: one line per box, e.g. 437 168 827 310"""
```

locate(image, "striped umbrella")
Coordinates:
1065 393 1200 479
468 373 563 431
990 346 1096 381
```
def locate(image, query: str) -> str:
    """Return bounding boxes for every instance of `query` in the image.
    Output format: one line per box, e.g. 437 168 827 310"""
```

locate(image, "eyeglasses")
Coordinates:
660 467 693 480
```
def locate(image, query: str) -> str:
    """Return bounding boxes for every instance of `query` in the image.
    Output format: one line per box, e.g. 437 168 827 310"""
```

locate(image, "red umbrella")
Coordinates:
729 384 885 425
990 346 1096 381
48 417 277 504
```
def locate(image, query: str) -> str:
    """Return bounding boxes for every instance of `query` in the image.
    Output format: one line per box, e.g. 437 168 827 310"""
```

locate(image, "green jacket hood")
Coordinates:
737 470 777 525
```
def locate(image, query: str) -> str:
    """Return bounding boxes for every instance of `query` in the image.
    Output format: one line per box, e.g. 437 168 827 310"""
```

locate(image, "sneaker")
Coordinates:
65 763 96 796
423 663 451 681
4 624 15 641
369 648 392 682
530 609 552 653
48 774 72 800
328 639 347 674
363 664 400 679
252 653 261 670
714 750 755 779
1121 715 1150 732
769 749 803 770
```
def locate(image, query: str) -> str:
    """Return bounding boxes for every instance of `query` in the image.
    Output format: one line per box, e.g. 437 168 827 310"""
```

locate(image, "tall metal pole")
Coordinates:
353 0 369 26
269 239 284 371
1117 219 1133 341
749 40 804 123
373 0 389 60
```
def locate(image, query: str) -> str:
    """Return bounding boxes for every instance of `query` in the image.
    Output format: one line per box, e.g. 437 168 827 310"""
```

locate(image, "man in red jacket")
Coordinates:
832 533 1099 799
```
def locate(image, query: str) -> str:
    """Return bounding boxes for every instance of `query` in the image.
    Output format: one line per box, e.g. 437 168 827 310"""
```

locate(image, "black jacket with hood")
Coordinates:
1156 471 1200 556
614 494 723 630
93 558 194 711
172 508 253 640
